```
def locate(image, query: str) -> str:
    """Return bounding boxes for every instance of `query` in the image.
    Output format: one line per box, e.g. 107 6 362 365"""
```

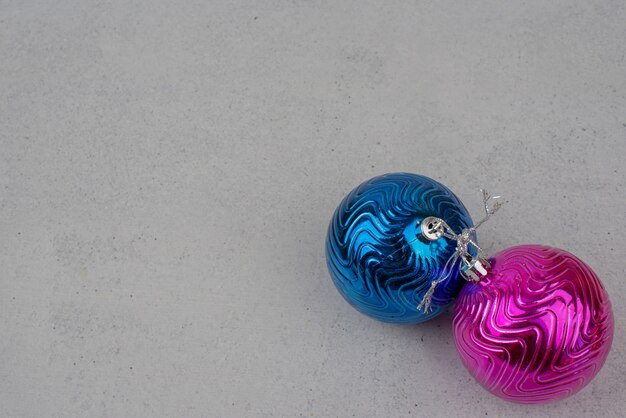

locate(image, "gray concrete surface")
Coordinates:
2 1 625 417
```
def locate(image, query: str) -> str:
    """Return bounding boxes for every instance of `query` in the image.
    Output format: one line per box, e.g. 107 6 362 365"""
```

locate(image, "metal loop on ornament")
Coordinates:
416 189 503 313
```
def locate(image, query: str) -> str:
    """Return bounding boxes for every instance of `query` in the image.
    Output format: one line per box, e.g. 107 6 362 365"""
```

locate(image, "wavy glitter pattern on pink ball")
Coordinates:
452 245 614 404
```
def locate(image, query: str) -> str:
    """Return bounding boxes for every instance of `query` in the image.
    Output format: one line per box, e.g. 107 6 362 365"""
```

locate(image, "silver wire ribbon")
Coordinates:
416 190 503 313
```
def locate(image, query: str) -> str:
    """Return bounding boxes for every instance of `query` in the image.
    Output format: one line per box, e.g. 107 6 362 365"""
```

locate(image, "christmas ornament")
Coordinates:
452 245 614 404
419 205 613 403
325 172 476 323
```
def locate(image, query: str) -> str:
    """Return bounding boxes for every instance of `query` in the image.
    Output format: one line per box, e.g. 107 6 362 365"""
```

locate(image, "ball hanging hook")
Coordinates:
417 189 504 313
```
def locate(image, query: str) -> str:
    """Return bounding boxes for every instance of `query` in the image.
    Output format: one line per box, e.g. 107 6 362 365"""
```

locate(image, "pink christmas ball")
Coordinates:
452 245 613 404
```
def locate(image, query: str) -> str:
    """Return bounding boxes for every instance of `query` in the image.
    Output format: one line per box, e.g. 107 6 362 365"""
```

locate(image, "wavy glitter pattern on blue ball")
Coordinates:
325 173 476 323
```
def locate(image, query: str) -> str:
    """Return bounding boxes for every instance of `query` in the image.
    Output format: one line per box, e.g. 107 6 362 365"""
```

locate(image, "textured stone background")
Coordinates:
1 1 625 417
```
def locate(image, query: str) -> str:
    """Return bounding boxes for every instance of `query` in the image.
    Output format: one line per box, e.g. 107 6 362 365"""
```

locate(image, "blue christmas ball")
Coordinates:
325 173 476 323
